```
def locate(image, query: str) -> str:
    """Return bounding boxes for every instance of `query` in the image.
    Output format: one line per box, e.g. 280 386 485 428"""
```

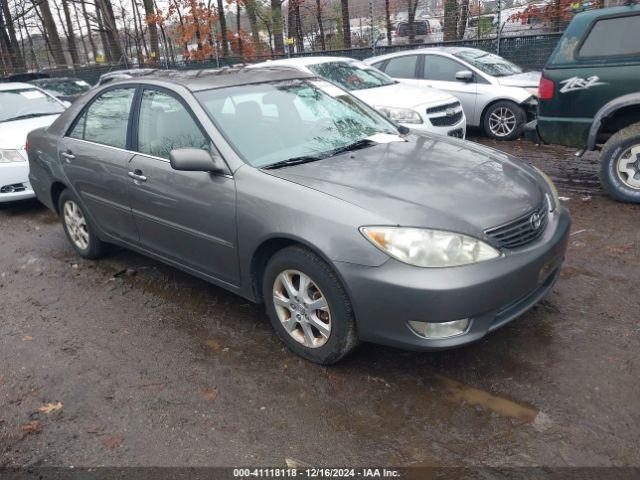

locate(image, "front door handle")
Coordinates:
60 150 75 162
128 170 147 182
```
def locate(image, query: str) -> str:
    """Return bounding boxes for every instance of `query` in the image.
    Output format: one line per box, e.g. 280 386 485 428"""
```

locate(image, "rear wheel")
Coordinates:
262 246 358 364
483 100 526 141
58 189 108 259
599 123 640 203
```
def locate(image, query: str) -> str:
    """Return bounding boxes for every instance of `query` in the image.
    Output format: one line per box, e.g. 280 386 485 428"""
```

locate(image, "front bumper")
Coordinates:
334 207 570 351
407 116 467 139
0 161 35 203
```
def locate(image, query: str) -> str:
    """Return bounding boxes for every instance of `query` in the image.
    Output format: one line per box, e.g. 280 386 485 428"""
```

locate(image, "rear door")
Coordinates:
419 54 478 121
59 86 138 242
378 54 422 88
126 87 240 286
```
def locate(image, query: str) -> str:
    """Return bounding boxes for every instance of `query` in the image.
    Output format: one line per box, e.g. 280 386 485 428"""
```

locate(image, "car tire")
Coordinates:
58 189 108 259
599 123 640 203
483 100 526 141
262 246 358 364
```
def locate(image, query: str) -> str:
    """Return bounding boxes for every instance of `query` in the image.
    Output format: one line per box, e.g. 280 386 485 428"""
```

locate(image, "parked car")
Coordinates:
0 82 66 202
365 47 539 140
95 68 158 87
31 77 92 103
2 72 50 83
391 20 432 45
27 67 569 364
250 57 466 138
526 4 640 203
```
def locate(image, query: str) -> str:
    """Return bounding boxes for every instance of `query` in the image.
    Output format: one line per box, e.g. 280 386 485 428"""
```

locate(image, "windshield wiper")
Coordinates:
262 155 324 170
262 138 377 170
1 112 60 123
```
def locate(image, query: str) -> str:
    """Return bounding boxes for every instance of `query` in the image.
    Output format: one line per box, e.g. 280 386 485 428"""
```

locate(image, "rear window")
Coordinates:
578 14 640 58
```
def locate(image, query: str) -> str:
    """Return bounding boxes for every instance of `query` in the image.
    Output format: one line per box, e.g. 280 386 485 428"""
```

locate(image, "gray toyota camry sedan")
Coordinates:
27 67 570 364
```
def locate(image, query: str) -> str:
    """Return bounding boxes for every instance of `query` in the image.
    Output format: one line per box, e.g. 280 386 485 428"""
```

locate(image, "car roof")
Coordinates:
0 82 38 91
252 56 362 69
365 46 483 63
105 66 315 92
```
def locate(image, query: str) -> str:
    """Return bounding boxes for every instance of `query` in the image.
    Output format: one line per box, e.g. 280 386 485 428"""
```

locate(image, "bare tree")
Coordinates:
384 0 392 45
270 0 284 54
405 0 419 44
216 0 229 56
340 0 350 48
96 0 124 61
1 0 26 70
35 0 66 66
314 0 325 50
80 0 99 61
141 0 160 62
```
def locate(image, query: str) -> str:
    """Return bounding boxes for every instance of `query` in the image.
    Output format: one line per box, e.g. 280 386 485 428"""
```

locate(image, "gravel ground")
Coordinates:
1 136 639 468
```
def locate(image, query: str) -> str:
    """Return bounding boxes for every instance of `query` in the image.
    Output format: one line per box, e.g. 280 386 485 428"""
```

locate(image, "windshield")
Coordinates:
196 79 397 168
35 79 90 96
454 50 523 77
308 62 396 91
0 88 64 122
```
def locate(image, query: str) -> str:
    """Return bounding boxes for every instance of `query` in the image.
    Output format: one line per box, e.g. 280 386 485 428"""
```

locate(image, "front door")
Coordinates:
59 87 138 242
126 87 239 286
419 54 478 123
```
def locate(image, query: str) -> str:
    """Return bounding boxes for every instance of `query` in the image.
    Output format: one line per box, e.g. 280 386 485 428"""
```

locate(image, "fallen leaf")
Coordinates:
21 420 40 438
285 458 312 468
103 436 123 449
38 401 63 414
202 388 218 401
22 335 33 341
204 339 222 352
606 243 635 255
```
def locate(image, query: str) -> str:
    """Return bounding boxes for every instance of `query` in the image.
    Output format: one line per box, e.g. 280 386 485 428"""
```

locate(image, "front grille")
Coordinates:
485 201 549 249
430 110 463 127
1 183 27 194
426 101 460 114
447 128 464 139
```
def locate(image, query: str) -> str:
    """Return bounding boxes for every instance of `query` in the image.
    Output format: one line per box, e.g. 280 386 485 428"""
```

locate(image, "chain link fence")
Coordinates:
1 0 629 83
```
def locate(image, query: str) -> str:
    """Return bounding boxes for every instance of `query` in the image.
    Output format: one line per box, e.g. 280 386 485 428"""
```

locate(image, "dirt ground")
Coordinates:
1 135 639 468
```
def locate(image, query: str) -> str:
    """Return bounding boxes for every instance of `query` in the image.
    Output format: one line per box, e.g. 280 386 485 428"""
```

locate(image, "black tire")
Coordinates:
482 100 526 141
262 246 358 364
598 123 640 203
58 189 108 259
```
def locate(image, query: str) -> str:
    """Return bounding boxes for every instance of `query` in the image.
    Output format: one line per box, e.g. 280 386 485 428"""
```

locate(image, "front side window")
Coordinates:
578 15 640 58
137 89 208 160
308 62 396 91
423 55 466 81
69 87 135 148
0 88 64 123
196 79 396 168
453 50 522 77
384 55 418 79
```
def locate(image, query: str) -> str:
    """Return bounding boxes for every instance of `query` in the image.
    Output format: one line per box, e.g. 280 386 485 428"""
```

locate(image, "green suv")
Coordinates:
526 5 640 202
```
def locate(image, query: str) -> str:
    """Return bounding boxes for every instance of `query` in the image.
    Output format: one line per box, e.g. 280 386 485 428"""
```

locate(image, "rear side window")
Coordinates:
384 55 418 79
137 89 208 160
578 14 640 58
69 87 135 149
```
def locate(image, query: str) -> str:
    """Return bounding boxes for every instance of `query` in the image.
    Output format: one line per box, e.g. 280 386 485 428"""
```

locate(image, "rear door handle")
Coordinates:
60 150 75 162
128 170 147 182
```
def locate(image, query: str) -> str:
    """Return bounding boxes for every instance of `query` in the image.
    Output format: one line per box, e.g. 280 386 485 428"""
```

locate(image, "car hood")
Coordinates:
497 71 541 88
352 81 457 109
0 114 60 149
266 134 544 233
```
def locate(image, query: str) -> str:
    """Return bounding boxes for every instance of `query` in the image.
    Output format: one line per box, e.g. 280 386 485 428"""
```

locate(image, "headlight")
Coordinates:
525 87 539 98
0 149 25 163
534 167 559 211
375 106 423 124
360 227 500 268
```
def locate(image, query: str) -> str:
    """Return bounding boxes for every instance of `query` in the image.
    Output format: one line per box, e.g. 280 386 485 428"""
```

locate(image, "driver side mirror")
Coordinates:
455 70 474 82
169 148 226 173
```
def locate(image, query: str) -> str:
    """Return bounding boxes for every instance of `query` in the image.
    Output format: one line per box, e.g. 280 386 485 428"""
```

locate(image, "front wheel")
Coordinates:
483 101 526 141
599 123 640 203
262 246 358 364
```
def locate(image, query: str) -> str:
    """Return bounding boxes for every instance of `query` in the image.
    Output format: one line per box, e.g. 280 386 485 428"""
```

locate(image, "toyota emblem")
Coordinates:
529 212 542 230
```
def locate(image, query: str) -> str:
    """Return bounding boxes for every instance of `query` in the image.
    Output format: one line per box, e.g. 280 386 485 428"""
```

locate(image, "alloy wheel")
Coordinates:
615 145 640 190
488 107 517 137
272 269 331 348
63 200 90 250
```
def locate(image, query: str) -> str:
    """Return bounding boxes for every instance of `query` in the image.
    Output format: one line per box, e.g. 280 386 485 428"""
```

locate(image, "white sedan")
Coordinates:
249 56 467 139
0 82 66 202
